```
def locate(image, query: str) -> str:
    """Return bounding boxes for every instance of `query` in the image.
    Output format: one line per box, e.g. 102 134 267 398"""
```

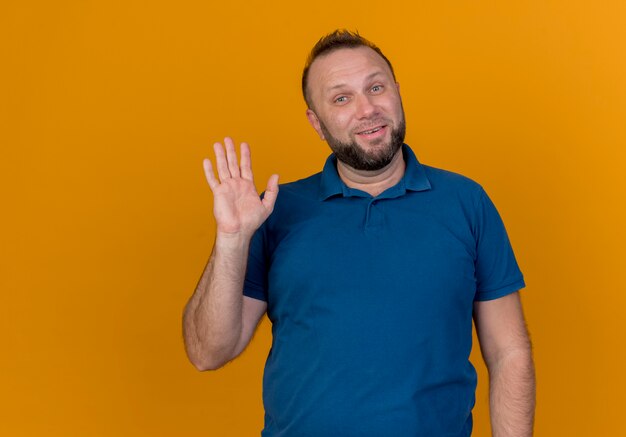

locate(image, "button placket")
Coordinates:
364 199 384 229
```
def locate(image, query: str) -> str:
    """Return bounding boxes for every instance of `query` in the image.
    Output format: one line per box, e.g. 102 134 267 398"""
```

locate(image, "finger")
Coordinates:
224 137 240 178
203 158 219 191
213 141 231 181
262 174 280 212
240 142 254 181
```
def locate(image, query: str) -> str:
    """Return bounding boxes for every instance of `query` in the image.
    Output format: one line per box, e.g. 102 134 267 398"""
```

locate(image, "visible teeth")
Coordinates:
361 127 381 135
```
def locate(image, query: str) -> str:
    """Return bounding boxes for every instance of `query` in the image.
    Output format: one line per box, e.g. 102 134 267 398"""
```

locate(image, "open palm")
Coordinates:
204 137 279 237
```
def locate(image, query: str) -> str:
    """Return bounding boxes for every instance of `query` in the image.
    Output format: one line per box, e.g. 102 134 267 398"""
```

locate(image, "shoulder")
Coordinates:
421 164 485 199
277 172 323 198
262 172 323 225
260 172 321 204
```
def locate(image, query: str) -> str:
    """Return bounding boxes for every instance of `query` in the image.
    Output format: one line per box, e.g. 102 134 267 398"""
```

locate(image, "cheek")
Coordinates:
329 111 353 133
391 99 404 119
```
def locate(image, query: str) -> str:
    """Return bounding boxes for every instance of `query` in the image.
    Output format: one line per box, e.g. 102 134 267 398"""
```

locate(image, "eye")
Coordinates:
334 96 348 103
371 85 383 93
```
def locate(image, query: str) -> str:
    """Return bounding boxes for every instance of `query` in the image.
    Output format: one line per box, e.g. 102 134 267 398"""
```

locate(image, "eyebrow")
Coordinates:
324 71 385 94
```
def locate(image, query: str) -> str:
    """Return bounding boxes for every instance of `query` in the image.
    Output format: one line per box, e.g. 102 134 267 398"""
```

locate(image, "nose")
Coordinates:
354 93 377 119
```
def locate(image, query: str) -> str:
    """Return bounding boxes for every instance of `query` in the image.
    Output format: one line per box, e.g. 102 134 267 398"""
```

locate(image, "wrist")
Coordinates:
214 230 253 249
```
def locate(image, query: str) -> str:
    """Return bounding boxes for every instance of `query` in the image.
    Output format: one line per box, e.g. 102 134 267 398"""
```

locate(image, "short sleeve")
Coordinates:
243 224 269 302
473 188 525 301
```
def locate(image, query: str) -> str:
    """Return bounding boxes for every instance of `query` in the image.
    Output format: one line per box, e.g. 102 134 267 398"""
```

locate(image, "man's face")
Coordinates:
306 46 406 171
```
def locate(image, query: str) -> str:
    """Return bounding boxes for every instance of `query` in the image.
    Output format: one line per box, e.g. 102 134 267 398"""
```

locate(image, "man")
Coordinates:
183 30 535 436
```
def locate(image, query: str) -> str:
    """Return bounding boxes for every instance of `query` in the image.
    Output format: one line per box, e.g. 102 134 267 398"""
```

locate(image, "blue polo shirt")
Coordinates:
244 144 525 437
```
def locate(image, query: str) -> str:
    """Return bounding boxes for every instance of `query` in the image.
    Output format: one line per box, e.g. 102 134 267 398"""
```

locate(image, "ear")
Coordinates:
306 109 326 140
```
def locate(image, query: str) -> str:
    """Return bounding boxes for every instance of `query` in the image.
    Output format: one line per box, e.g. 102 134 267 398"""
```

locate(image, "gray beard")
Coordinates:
319 117 406 171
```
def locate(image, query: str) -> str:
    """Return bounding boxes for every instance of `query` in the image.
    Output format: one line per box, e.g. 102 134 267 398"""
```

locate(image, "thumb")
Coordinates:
261 174 280 212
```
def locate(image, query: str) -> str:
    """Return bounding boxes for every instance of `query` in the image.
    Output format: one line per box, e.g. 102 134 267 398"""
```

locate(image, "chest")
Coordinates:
265 197 478 329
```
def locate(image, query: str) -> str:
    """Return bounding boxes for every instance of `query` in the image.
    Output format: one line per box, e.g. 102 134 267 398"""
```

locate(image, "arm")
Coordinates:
473 292 536 437
183 137 278 371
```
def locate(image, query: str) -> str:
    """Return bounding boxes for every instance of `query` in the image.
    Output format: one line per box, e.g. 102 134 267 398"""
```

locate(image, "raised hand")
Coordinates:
203 137 279 237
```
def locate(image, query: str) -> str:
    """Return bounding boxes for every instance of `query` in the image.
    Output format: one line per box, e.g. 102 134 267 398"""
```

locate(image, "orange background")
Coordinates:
2 1 625 435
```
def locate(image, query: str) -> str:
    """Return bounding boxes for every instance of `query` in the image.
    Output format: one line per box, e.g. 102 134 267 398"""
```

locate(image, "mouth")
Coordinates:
356 125 387 137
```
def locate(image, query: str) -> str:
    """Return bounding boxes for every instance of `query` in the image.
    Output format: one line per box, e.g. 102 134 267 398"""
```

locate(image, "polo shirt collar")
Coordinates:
318 144 432 201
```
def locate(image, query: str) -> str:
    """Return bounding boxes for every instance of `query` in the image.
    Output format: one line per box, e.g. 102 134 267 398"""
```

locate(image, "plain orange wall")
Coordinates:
2 1 625 435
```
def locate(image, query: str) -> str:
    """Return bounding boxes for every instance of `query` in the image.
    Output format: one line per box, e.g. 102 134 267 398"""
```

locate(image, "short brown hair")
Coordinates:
301 29 396 108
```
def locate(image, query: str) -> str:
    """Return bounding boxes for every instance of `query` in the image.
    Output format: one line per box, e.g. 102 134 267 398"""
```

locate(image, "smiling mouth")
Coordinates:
356 125 386 135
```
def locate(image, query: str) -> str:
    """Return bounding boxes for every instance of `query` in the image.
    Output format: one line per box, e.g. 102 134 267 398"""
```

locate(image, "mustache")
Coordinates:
352 119 391 134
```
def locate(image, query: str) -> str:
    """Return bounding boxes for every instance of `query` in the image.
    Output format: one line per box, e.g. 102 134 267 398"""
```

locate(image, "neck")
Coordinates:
336 149 406 197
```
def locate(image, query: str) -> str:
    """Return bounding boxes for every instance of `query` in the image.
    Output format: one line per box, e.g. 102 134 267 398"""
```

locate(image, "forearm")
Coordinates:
488 348 536 437
183 232 251 370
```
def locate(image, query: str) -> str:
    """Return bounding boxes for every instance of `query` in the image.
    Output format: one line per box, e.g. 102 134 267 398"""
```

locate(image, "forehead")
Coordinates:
307 46 393 91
